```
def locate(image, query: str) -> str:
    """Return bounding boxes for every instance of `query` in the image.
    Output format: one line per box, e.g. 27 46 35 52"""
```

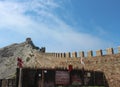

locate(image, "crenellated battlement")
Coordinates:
49 46 120 58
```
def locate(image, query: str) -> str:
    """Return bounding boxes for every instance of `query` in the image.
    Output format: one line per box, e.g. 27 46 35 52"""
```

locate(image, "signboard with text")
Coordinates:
55 71 70 85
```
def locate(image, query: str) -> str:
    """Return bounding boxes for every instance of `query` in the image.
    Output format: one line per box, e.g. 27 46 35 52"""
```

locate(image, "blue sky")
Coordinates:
0 0 120 52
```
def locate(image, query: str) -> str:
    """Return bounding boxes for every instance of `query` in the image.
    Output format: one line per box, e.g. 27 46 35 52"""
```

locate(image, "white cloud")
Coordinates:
0 0 109 52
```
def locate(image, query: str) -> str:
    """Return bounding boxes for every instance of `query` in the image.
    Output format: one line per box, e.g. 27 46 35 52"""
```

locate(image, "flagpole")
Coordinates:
18 68 22 87
17 57 23 87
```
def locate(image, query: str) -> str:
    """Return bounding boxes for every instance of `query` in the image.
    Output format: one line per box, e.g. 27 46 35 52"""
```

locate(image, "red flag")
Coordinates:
68 65 73 71
17 57 23 68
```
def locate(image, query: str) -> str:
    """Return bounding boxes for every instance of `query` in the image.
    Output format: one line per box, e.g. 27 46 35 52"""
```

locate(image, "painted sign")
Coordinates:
55 71 70 85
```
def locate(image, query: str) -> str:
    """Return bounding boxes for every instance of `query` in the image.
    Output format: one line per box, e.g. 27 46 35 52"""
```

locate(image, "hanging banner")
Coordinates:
55 71 70 85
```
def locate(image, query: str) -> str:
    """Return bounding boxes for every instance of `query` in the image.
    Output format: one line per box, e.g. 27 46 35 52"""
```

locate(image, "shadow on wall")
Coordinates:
17 68 109 87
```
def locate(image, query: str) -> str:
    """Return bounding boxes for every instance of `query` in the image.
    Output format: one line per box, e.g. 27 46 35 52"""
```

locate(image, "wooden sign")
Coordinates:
55 71 70 85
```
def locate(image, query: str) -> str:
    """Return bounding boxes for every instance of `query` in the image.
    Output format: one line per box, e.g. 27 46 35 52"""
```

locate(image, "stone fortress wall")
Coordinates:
43 47 120 87
24 38 120 87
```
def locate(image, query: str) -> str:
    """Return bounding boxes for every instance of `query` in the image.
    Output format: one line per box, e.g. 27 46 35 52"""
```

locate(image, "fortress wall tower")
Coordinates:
96 49 102 56
66 52 71 58
106 48 114 55
79 51 84 57
87 50 93 57
72 52 77 58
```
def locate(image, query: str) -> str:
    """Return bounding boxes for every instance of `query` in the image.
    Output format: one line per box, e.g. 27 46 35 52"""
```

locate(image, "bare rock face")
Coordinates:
0 38 44 79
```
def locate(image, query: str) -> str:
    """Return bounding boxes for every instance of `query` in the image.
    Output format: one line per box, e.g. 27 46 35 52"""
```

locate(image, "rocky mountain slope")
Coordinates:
0 38 44 79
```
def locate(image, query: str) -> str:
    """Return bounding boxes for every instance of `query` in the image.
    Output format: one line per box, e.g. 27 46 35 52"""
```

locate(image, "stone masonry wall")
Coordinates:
45 47 120 87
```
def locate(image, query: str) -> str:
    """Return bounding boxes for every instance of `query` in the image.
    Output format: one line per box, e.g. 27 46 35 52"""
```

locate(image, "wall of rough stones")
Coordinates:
46 47 120 87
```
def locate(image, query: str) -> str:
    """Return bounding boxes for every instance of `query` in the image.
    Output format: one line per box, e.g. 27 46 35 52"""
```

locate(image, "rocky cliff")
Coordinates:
0 38 44 79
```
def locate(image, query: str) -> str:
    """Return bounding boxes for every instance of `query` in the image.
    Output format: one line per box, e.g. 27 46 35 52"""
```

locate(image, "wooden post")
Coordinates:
41 70 44 87
18 68 22 87
17 57 23 87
